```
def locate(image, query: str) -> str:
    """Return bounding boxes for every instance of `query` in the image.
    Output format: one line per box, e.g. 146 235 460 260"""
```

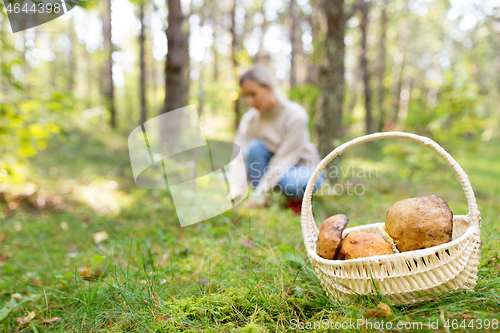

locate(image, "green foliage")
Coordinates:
75 0 100 10
380 140 447 183
290 83 322 138
382 71 489 180
290 83 321 110
0 91 78 183
405 72 487 152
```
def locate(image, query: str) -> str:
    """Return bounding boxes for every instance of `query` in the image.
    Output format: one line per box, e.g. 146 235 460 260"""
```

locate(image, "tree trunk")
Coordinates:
376 0 387 132
0 15 6 95
164 0 188 105
162 0 189 150
152 54 159 114
149 2 160 115
50 33 56 88
346 69 359 120
306 0 321 86
318 0 345 181
360 0 372 135
254 18 269 65
389 13 408 126
103 0 116 129
86 51 93 108
192 57 206 184
184 3 192 106
289 0 297 90
198 13 206 118
22 32 27 80
397 60 413 128
20 20 31 95
212 22 219 82
230 0 240 132
68 17 76 94
139 3 147 125
426 54 441 109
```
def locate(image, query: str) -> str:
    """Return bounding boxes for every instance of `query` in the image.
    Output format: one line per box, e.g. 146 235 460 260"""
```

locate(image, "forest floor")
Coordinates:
1 122 499 332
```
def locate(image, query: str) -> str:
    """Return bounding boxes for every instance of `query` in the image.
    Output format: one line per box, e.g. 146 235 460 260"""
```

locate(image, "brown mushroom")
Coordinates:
337 231 394 260
385 195 453 252
316 214 349 260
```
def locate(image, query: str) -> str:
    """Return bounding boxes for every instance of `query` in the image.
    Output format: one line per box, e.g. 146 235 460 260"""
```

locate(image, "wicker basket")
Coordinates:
301 132 481 304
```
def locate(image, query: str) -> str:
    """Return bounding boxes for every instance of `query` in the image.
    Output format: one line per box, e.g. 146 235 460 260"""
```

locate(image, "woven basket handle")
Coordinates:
301 132 481 249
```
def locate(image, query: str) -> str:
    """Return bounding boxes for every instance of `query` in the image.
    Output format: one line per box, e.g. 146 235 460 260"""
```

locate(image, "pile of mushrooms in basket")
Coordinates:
316 195 453 260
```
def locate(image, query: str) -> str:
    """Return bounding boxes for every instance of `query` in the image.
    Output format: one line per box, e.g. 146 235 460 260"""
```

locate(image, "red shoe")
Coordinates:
287 197 303 216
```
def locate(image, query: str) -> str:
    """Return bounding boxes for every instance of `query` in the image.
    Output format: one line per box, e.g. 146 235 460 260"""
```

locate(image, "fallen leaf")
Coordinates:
364 302 392 318
240 237 254 249
78 267 103 281
377 303 392 315
31 277 42 285
41 317 60 324
8 201 20 210
16 311 35 324
155 315 170 323
92 231 108 244
461 314 475 320
11 293 22 299
78 267 91 278
0 255 6 265
159 253 169 267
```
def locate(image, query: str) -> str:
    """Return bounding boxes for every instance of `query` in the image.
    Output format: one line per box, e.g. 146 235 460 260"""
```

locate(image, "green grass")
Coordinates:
1 125 499 332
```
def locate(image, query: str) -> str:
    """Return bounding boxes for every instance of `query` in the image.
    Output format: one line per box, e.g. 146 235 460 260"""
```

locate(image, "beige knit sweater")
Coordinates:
228 94 322 199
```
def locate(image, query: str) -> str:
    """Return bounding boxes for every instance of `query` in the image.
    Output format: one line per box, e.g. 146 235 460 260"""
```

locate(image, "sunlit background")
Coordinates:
1 0 500 330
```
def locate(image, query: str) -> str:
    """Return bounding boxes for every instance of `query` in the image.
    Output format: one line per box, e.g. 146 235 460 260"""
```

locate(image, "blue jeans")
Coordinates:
245 139 325 200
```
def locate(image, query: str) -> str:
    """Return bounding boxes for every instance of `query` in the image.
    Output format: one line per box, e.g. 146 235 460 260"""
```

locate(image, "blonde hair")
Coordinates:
239 66 275 88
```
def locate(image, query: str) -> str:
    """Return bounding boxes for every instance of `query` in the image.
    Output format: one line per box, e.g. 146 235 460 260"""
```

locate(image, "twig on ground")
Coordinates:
481 256 498 266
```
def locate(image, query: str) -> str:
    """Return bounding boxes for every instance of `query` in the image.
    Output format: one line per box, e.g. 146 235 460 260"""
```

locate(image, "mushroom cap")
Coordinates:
316 214 349 260
337 231 394 260
385 195 453 252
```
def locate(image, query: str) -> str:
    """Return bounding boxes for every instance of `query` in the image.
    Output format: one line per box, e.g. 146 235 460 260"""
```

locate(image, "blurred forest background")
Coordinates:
1 0 499 186
2 0 500 331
